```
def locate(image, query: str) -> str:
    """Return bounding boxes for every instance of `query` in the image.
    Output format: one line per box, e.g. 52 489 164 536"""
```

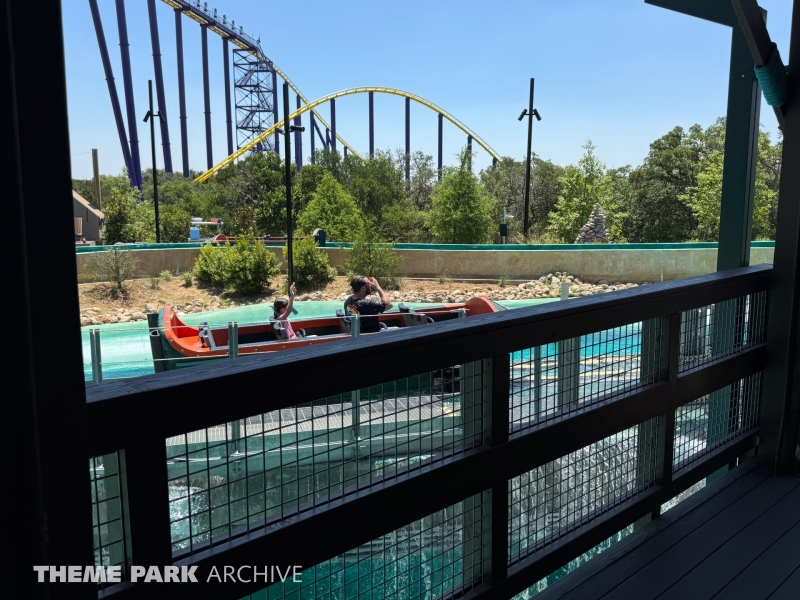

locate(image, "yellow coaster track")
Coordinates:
196 87 501 182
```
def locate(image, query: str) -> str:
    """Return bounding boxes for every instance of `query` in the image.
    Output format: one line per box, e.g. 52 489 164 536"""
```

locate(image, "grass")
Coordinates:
498 274 511 288
437 272 452 285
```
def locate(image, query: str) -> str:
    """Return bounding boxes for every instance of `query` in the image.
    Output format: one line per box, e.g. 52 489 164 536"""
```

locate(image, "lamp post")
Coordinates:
518 78 541 236
143 79 165 242
275 82 305 287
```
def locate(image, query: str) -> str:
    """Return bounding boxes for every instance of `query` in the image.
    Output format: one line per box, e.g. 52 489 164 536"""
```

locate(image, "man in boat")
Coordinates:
344 275 393 333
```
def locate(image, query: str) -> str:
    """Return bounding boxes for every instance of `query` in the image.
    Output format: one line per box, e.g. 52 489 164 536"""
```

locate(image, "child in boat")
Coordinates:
273 282 297 339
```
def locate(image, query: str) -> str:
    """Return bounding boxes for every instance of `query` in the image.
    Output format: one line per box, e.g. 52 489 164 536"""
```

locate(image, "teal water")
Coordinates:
82 299 560 381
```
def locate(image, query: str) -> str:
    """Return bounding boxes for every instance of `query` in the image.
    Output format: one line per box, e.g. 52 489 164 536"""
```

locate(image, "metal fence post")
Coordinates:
90 328 103 384
228 322 242 469
557 282 580 413
351 316 360 441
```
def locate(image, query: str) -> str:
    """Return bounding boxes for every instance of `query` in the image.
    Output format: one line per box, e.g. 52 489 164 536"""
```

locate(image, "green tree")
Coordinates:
547 141 610 242
286 237 335 291
407 151 437 211
380 198 429 242
296 173 364 241
101 174 145 244
346 226 403 289
429 151 494 244
347 153 405 222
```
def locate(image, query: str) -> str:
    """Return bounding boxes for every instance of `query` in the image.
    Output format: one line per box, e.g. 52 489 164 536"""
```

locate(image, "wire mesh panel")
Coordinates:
511 525 634 600
167 363 485 555
90 452 128 586
510 321 663 433
241 495 484 600
673 372 762 471
508 420 659 565
679 291 767 372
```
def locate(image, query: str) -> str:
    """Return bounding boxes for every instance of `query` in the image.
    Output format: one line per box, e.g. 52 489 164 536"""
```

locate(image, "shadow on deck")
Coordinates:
537 461 800 600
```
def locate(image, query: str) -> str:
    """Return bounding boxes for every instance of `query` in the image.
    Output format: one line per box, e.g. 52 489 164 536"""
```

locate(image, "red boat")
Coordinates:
155 297 500 371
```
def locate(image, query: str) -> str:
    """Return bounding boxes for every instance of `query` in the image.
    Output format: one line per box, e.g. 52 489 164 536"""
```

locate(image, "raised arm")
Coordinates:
280 282 297 319
369 277 393 310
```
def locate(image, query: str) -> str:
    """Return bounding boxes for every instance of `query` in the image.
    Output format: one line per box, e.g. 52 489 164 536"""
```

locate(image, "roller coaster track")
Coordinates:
268 64 362 159
164 0 361 159
196 87 501 182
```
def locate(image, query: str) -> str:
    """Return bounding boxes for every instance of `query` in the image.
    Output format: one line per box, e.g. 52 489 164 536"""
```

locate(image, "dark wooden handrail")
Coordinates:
85 264 772 453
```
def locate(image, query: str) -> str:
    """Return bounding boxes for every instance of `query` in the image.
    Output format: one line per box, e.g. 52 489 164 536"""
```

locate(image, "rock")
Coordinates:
119 316 132 323
130 311 146 320
299 294 311 301
433 296 444 303
575 204 611 244
80 316 91 327
598 279 609 285
145 303 158 312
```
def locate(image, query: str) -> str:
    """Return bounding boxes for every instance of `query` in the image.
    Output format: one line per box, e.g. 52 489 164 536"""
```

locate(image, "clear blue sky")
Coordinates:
63 0 793 179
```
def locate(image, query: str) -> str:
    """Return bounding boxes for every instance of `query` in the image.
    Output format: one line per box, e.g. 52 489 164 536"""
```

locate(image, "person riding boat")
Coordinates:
273 282 297 339
344 275 393 333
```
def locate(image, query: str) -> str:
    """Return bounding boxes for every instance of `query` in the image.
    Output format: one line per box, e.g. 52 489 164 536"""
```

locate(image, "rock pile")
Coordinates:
78 275 650 326
575 204 611 244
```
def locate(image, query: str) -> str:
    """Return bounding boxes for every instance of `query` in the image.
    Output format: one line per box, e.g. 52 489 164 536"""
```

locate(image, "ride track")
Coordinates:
91 0 500 186
195 87 502 182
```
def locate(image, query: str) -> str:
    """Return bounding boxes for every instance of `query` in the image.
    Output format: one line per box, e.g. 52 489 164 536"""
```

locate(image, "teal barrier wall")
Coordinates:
76 240 776 254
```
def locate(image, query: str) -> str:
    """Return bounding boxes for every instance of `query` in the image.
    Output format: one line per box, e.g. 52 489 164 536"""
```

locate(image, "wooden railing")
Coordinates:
86 264 772 600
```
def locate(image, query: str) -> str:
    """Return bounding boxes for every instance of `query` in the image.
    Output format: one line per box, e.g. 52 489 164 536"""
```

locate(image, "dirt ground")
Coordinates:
77 275 514 315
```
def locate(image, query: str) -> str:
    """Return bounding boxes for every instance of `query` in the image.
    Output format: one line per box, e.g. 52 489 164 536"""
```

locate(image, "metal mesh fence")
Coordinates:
510 321 663 433
673 372 762 471
511 525 634 600
679 291 767 373
241 495 484 600
167 364 484 555
508 420 659 565
90 452 127 586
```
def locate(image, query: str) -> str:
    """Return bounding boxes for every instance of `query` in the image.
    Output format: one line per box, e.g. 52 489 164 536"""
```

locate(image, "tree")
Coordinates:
346 225 403 289
85 247 139 290
429 151 495 243
101 174 145 244
380 198 429 242
407 151 437 211
220 152 288 236
347 153 405 222
286 237 335 292
547 141 610 242
296 173 364 242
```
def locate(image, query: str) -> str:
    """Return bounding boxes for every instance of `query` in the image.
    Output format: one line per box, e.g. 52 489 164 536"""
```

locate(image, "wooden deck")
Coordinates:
537 462 800 600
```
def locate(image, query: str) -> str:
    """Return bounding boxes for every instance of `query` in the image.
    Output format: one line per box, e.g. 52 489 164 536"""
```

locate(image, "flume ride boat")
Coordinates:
153 297 501 372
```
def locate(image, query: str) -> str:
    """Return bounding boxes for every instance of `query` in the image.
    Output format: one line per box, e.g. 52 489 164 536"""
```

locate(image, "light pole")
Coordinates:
518 78 541 236
275 82 304 287
143 80 165 243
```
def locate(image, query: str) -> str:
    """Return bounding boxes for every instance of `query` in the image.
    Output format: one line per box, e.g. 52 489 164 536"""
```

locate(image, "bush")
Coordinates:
160 270 173 281
193 235 279 294
346 227 403 290
84 247 139 289
285 237 335 292
180 271 193 287
149 274 161 290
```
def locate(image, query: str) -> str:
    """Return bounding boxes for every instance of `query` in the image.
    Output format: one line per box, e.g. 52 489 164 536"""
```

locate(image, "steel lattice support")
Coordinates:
233 48 275 153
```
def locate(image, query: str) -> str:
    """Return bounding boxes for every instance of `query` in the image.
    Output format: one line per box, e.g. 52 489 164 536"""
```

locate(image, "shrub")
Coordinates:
160 270 173 281
149 274 161 290
180 271 193 287
193 235 279 294
498 274 510 288
285 237 335 292
438 272 452 285
346 227 403 290
84 247 139 289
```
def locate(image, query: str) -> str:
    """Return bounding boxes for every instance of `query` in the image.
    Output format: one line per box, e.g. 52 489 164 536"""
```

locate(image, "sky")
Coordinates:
63 0 794 180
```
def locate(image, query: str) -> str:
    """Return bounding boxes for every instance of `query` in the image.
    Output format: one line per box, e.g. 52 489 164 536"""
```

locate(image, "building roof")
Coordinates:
72 190 104 219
